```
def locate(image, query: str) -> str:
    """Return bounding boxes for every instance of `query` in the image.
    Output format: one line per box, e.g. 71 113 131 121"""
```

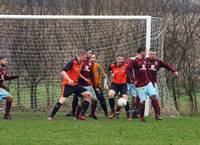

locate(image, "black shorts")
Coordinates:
62 84 87 97
110 83 128 95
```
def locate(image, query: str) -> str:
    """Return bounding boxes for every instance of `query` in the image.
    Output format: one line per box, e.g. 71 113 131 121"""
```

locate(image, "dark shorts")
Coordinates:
110 83 128 95
62 84 87 97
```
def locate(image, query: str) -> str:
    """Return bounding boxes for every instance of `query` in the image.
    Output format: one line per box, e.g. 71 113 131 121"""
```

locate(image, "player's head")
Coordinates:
77 50 87 62
87 49 94 59
0 55 8 65
116 54 125 66
90 53 96 63
149 48 156 59
137 47 146 58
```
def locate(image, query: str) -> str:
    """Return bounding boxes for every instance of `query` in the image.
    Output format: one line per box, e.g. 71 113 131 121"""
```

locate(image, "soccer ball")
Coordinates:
117 98 127 107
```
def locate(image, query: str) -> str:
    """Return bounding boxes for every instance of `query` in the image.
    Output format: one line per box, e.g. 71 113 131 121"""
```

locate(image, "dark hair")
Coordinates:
87 49 94 54
0 55 6 60
137 47 146 53
116 53 124 58
150 47 156 52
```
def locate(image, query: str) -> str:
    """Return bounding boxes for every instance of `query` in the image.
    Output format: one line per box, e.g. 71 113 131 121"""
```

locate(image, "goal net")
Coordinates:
0 15 177 115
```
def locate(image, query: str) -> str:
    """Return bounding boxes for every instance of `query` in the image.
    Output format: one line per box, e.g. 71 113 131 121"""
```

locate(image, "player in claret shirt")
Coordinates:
127 47 158 122
108 55 131 120
126 57 140 118
145 48 179 120
75 49 99 120
0 55 19 119
48 51 92 121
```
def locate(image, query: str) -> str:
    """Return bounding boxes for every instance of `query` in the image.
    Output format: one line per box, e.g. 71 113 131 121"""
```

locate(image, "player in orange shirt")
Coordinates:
48 51 92 121
108 55 131 120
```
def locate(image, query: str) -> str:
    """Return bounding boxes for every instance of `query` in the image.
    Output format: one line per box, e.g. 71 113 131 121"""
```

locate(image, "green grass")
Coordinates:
0 112 200 145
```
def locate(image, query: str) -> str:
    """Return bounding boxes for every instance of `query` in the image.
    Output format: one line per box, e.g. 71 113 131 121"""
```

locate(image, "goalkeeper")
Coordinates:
0 55 19 119
90 53 108 117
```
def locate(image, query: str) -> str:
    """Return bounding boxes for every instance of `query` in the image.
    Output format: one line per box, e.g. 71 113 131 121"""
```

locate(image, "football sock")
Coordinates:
80 100 90 116
90 101 97 115
5 100 12 117
109 98 115 112
76 105 82 118
71 95 79 114
136 96 140 109
139 102 145 118
96 90 108 116
125 101 130 117
50 102 62 118
151 98 160 116
132 96 140 109
100 101 108 116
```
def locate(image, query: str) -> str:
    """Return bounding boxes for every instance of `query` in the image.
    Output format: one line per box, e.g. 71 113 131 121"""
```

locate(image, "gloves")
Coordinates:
11 75 19 79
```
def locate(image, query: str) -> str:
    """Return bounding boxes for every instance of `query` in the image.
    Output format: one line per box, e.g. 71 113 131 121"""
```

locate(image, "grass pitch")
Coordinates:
0 112 200 145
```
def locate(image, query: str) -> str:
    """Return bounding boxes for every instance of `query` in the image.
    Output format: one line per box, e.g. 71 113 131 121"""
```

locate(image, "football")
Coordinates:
117 98 127 107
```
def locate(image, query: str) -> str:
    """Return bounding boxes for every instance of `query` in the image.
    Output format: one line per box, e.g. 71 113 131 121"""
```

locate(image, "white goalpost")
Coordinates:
0 15 166 115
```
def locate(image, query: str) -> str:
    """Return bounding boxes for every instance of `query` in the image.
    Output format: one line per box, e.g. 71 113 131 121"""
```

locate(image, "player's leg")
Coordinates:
148 83 161 120
122 94 132 120
75 86 95 119
127 83 140 118
0 88 13 119
136 86 148 122
66 94 79 117
48 85 75 120
77 86 92 120
151 96 161 120
89 99 98 119
108 84 117 119
75 97 83 119
133 96 141 118
115 94 121 118
95 88 108 117
120 84 131 120
4 96 13 119
86 86 98 119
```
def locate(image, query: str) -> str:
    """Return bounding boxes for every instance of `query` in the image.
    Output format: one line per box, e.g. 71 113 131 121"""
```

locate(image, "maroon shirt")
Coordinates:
145 57 176 84
0 65 18 89
126 58 136 84
79 59 93 86
127 57 150 87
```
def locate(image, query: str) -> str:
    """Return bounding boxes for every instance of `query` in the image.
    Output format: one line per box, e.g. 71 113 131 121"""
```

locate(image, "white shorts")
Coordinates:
127 83 137 97
136 82 157 102
0 88 11 101
83 85 97 101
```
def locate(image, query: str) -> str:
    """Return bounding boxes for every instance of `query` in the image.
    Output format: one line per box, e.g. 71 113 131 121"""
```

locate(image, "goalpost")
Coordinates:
0 15 173 115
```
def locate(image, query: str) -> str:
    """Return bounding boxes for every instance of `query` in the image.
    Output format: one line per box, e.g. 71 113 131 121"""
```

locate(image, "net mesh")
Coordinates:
0 16 176 115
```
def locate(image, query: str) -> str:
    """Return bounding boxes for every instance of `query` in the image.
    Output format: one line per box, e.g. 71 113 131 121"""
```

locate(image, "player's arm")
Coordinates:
3 75 19 81
159 60 179 76
98 65 107 79
90 66 95 86
62 60 75 85
2 69 19 81
98 65 109 90
126 59 136 84
109 64 114 78
79 73 91 84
